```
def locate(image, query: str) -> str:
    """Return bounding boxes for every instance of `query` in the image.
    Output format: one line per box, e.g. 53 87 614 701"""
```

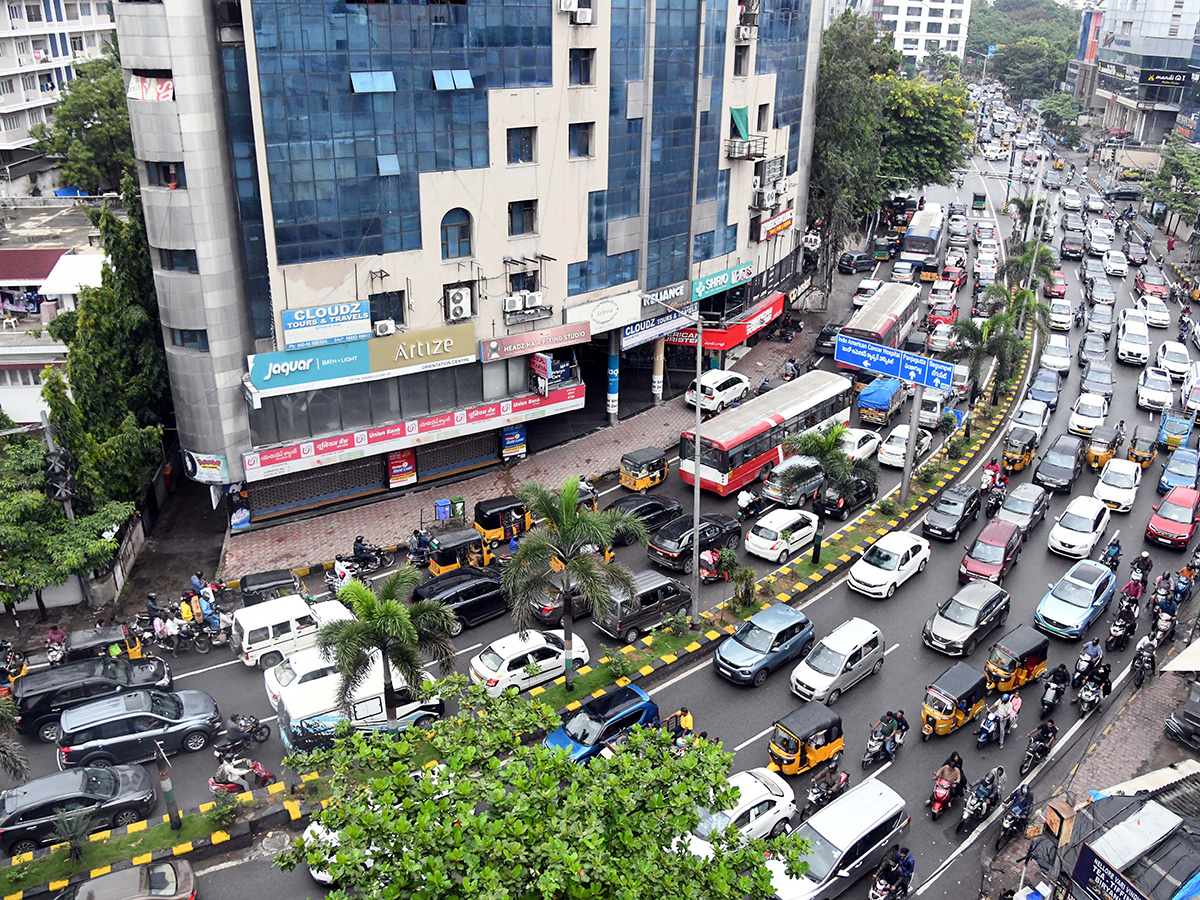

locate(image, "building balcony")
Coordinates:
738 0 759 26
726 135 767 160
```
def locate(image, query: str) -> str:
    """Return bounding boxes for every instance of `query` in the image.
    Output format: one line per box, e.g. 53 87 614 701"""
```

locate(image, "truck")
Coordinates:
857 377 905 426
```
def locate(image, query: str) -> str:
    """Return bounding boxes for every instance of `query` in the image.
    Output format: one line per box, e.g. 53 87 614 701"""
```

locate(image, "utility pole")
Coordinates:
40 411 74 522
156 743 182 830
899 383 924 507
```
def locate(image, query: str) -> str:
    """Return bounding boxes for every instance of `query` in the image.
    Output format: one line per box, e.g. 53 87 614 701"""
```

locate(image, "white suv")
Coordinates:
685 370 751 412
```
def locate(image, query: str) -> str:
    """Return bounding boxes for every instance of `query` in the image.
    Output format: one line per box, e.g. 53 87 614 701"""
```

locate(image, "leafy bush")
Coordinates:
946 436 966 458
937 411 957 435
602 644 635 679
206 790 240 831
917 463 943 485
659 611 691 636
875 498 900 518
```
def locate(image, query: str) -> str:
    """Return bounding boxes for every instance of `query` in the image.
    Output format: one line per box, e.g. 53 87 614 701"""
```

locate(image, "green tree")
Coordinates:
878 74 975 190
29 48 132 194
318 568 456 732
965 0 1080 66
502 477 647 688
0 700 29 782
989 37 1064 99
278 684 809 898
782 422 879 496
1038 93 1082 135
1145 133 1200 234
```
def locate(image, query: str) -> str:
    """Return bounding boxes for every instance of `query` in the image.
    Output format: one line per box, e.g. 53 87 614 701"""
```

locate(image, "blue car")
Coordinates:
543 685 659 762
1028 369 1064 410
1158 447 1200 495
1033 559 1116 639
712 604 815 687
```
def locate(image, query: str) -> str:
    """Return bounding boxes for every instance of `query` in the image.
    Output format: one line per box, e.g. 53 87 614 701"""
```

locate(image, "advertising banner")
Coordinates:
692 261 755 303
564 291 643 332
479 322 591 362
1072 844 1150 900
281 302 372 350
665 292 785 350
182 450 230 484
621 303 699 350
759 207 795 243
387 448 417 488
529 353 551 378
1140 69 1187 86
501 424 527 458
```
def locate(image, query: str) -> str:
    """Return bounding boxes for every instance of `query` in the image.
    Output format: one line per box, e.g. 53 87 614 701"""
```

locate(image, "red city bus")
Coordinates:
679 370 855 495
837 283 922 370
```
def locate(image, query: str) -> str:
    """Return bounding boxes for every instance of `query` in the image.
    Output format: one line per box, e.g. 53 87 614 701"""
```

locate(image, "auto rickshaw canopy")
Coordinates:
429 528 487 556
873 238 892 260
1087 425 1120 465
986 624 1050 675
474 497 527 527
772 703 843 747
65 625 142 663
1129 424 1158 465
621 447 666 476
1004 426 1037 466
972 192 987 210
924 662 987 712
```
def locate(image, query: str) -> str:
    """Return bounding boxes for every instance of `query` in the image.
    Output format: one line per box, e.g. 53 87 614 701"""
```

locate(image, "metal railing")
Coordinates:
726 135 767 160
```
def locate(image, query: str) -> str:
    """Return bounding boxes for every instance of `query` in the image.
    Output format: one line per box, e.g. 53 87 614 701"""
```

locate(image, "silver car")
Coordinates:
995 482 1050 536
789 617 885 704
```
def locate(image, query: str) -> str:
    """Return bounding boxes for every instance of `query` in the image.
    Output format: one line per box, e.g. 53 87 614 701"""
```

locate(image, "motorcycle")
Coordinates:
1019 736 1050 776
1041 678 1066 718
980 469 1000 492
868 870 904 900
346 543 395 575
213 714 272 759
801 772 850 820
1077 679 1102 716
46 641 65 667
1175 574 1193 607
1074 307 1086 328
929 776 955 821
1099 541 1122 572
0 641 26 678
1132 644 1156 688
862 726 898 770
1155 610 1177 646
208 756 275 794
406 531 431 568
956 780 997 834
737 493 763 523
1105 614 1134 652
985 487 1005 518
996 797 1031 850
1072 648 1100 688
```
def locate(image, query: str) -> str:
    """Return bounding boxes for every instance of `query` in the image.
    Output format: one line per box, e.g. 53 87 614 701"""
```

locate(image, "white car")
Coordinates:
877 424 933 467
929 280 955 306
892 261 916 284
1067 393 1108 436
468 630 590 697
1116 320 1151 366
854 279 884 307
984 144 1005 161
973 256 998 278
1060 189 1082 211
1103 250 1128 277
977 240 1000 262
685 370 752 411
1119 308 1150 329
1048 301 1073 331
927 323 957 354
1090 217 1116 239
948 215 970 246
1041 333 1072 373
847 531 932 598
1047 496 1111 559
1085 193 1106 213
838 428 882 461
1136 294 1171 328
1138 366 1175 410
1008 399 1051 444
745 509 819 563
1092 458 1143 513
1157 341 1192 380
690 768 796 854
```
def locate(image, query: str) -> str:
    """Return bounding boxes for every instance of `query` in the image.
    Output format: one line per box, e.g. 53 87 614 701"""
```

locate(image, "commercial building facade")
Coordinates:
113 0 822 526
872 0 971 65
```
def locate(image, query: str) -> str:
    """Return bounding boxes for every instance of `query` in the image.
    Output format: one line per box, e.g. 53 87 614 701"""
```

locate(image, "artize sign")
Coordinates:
692 261 755 302
280 302 372 350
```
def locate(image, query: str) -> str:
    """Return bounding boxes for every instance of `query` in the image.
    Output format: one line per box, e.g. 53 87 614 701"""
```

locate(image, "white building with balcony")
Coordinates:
872 0 972 65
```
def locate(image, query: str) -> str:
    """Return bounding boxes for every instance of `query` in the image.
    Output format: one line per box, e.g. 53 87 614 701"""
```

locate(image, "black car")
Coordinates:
838 251 874 274
603 495 685 545
1062 213 1086 233
1079 257 1106 285
922 582 1011 657
0 767 156 855
815 476 877 521
1028 368 1064 410
13 657 173 744
922 483 981 541
814 322 844 355
410 566 506 635
948 202 967 217
1044 245 1062 269
1087 304 1115 341
1123 240 1148 265
646 513 740 572
1085 278 1117 308
1077 332 1108 368
1060 231 1085 260
1033 434 1086 492
1081 360 1116 400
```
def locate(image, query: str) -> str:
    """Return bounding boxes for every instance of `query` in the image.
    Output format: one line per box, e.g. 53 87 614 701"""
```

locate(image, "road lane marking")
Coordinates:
733 725 776 753
455 642 483 657
176 658 242 680
866 760 893 781
885 644 899 655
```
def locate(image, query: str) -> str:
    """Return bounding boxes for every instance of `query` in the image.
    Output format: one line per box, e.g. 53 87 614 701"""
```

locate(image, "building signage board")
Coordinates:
241 384 587 481
759 207 795 243
479 322 591 362
641 281 689 309
564 291 642 332
1140 69 1187 86
1072 844 1150 900
182 450 230 484
834 334 953 392
387 448 416 488
501 424 527 458
620 303 700 350
281 302 372 350
1098 61 1132 81
692 261 755 302
529 353 551 378
665 292 785 350
502 306 554 326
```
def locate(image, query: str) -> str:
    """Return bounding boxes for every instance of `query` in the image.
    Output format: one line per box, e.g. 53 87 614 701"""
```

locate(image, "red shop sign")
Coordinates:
664 292 784 350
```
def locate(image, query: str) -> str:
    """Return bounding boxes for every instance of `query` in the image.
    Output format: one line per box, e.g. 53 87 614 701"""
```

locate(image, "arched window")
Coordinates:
440 208 472 259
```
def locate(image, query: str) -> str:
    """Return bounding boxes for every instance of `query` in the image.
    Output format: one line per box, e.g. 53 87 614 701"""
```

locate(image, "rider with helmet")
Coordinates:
352 535 374 567
1132 551 1154 581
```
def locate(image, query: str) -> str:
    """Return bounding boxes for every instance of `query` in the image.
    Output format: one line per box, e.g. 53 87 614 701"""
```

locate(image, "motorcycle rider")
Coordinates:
894 709 911 747
784 357 800 379
1081 637 1104 668
190 571 205 594
154 612 180 659
984 458 1002 484
408 529 430 556
1076 300 1087 326
1115 599 1140 637
1075 662 1113 702
215 756 254 792
875 858 905 899
989 694 1015 748
737 488 761 520
874 711 900 760
1132 551 1154 582
1121 577 1144 605
1157 592 1180 618
926 759 962 805
892 848 915 896
986 765 1007 804
1135 634 1158 674
1115 420 1127 445
331 556 353 594
1102 536 1122 567
813 762 843 800
1028 719 1058 751
1003 785 1034 823
1046 662 1071 696
941 751 966 799
352 536 375 567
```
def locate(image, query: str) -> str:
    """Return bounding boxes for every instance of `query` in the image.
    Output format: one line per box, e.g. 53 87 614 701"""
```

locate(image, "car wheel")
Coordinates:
839 506 850 521
718 401 727 412
448 617 464 637
113 809 141 828
964 639 978 657
740 387 750 401
413 715 437 730
770 819 789 838
918 558 928 573
85 756 115 767
36 720 61 744
953 527 961 542
752 668 769 688
622 627 640 644
777 548 789 563
10 840 37 856
183 730 210 752
683 557 694 574
259 651 283 670
886 582 897 598
573 658 586 671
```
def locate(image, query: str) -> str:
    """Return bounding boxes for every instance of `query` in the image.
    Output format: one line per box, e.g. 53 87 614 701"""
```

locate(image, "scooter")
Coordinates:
46 641 65 667
1019 736 1050 776
1175 574 1193 607
1040 679 1066 718
985 487 1005 518
212 714 272 759
929 776 955 821
1071 648 1100 688
1132 644 1156 688
980 469 1000 492
801 772 850 820
737 493 763 523
208 756 275 794
868 870 904 900
1099 541 1121 572
956 780 997 834
1105 614 1134 652
406 531 431 567
996 795 1031 850
862 726 898 770
1154 611 1177 646
1077 679 1102 716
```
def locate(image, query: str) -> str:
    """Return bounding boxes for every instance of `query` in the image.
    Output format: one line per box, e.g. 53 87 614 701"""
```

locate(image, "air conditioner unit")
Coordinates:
502 294 524 312
736 24 753 41
373 318 396 337
574 8 593 23
524 291 544 308
775 178 789 194
559 0 578 12
752 176 761 190
756 189 776 209
445 287 472 321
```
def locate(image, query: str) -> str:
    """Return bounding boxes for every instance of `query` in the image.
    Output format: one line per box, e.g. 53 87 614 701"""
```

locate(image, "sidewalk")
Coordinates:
220 326 819 578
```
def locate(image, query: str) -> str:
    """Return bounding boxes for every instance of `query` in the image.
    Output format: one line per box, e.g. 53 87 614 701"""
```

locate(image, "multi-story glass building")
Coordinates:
872 0 971 65
113 0 821 526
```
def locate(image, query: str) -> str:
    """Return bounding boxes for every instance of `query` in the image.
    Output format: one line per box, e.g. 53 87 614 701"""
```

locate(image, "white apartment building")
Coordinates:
874 0 972 65
0 0 114 195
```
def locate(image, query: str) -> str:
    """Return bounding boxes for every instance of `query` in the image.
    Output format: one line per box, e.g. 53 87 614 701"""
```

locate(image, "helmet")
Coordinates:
356 535 365 542
1143 551 1150 559
147 593 157 602
983 772 996 788
194 571 203 578
1002 694 1010 702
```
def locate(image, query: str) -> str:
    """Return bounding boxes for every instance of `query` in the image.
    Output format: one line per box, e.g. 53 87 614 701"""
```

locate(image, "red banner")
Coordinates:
665 292 784 350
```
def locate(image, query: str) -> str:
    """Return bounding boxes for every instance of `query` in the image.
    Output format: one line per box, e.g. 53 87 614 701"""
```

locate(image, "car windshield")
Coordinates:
795 823 841 883
1033 375 1058 390
750 524 780 541
1003 495 1033 515
1086 369 1113 385
1166 420 1190 437
1059 511 1094 533
1077 399 1104 417
863 545 900 570
1159 501 1194 524
1016 411 1041 427
731 621 774 654
884 433 908 447
655 533 685 551
969 539 1005 564
1051 578 1094 607
149 692 180 720
1147 299 1168 314
804 642 846 677
934 498 964 516
1145 373 1171 392
479 646 505 672
694 806 733 839
1167 456 1196 476
1165 347 1189 364
276 659 299 687
1092 309 1113 323
1143 269 1167 286
940 598 982 626
1103 469 1136 489
562 710 605 745
1051 303 1070 316
1045 449 1075 468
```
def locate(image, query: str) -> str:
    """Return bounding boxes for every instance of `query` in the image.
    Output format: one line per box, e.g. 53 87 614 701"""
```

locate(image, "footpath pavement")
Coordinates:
219 325 819 579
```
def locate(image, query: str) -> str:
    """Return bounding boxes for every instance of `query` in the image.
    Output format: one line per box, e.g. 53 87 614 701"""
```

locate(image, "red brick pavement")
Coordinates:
220 327 817 578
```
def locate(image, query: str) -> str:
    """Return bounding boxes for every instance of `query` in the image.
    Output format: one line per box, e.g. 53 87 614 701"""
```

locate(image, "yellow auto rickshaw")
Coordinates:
1086 425 1122 471
1128 424 1159 469
766 703 843 776
620 447 668 492
920 662 988 741
984 624 1049 693
1053 158 1064 171
1002 426 1037 472
63 625 146 663
473 497 533 547
920 256 941 282
427 528 494 577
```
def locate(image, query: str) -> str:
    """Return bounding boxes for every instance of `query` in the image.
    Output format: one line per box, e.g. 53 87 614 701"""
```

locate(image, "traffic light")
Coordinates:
44 448 74 503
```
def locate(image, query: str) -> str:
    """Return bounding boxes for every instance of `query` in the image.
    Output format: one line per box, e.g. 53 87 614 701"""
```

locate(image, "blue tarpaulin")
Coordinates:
54 187 84 197
858 377 903 410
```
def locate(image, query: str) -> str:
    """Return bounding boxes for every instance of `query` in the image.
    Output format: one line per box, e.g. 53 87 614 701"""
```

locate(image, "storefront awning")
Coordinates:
730 106 750 142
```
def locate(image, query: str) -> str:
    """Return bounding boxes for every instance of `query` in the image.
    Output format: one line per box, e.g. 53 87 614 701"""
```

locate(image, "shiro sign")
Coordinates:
281 302 371 349
834 334 953 392
692 262 755 302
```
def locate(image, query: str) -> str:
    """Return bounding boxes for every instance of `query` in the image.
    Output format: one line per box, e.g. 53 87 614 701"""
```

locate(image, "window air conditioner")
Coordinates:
757 189 776 208
574 8 593 23
752 176 761 190
524 291 544 308
559 0 578 12
445 287 472 321
775 179 789 194
502 294 525 312
373 318 396 337
736 25 752 40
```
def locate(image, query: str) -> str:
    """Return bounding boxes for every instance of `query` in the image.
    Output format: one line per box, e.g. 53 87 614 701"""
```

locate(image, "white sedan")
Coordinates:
1067 393 1108 436
468 631 590 697
854 279 884 307
1085 193 1106 213
838 428 882 461
690 768 796 855
848 531 932 598
1138 367 1174 410
927 323 957 353
1136 294 1171 329
1047 496 1111 559
1103 250 1128 278
1007 399 1051 445
878 425 933 467
1157 341 1192 380
1092 458 1143 513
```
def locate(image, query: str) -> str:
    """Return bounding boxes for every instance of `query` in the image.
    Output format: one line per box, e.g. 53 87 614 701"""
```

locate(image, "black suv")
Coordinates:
837 251 874 274
57 690 222 768
603 495 684 544
815 476 877 521
814 322 843 355
13 657 172 744
647 514 740 573
1033 434 1086 492
1081 359 1116 400
0 767 156 855
922 483 981 541
410 566 506 636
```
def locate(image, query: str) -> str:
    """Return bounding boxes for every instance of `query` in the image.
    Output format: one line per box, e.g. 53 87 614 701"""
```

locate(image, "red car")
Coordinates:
942 266 967 289
959 519 1024 584
1135 265 1170 300
1043 270 1067 299
1145 486 1200 548
928 301 959 327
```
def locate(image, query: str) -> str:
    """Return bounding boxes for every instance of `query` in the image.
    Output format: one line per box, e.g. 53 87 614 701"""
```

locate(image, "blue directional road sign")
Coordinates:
835 334 955 393
988 45 997 58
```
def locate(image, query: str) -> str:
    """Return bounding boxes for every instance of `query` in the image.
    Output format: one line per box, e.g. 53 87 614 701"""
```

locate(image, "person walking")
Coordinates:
1168 236 1176 255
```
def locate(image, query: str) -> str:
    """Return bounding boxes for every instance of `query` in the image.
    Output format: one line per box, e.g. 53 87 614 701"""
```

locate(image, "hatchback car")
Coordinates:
690 768 797 851
1160 447 1200 494
877 425 933 467
713 604 814 687
848 531 931 598
543 685 659 763
0 767 156 855
1043 270 1067 299
789 617 885 704
469 631 590 697
1146 486 1200 548
1157 341 1192 381
1041 337 1072 375
1028 368 1064 409
974 221 997 244
57 690 222 768
1103 250 1128 277
1035 559 1116 639
853 279 884 306
1135 294 1171 329
923 582 1011 657
1087 304 1116 341
837 428 881 461
1048 496 1111 559
838 251 874 274
1078 332 1109 368
892 261 916 283
1047 301 1073 332
923 483 982 541
1123 240 1148 265
647 513 740 572
1136 264 1170 299
55 861 196 900
816 476 877 521
1060 189 1083 211
1138 367 1174 410
685 370 751 412
1067 393 1108 436
959 519 1023 585
604 494 684 545
1008 399 1051 445
745 509 818 564
1080 360 1116 400
1086 193 1106 213
814 322 843 355
1093 458 1142 512
1079 257 1106 285
995 482 1050 536
926 323 957 354
410 566 506 636
942 266 968 289
1034 434 1086 492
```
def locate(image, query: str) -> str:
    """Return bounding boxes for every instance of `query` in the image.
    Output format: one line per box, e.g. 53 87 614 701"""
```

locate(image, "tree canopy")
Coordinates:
1145 133 1200 234
30 48 133 195
278 682 809 899
964 0 1080 70
879 75 974 191
988 37 1066 100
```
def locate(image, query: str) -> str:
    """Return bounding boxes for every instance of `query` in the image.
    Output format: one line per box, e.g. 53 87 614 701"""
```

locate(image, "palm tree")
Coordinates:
319 567 456 732
0 699 28 781
781 421 879 495
1000 241 1055 293
502 477 648 691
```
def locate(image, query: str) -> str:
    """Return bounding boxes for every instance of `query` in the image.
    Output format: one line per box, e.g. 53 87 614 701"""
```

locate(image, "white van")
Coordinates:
918 391 947 429
1182 363 1200 418
231 595 353 669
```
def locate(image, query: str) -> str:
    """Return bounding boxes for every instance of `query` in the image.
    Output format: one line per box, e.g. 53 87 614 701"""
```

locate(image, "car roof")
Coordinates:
952 581 1004 608
977 519 1021 543
1064 559 1110 586
875 531 921 551
1065 496 1106 514
802 779 906 851
1047 334 1069 348
12 659 112 697
1018 399 1048 412
697 369 745 387
819 617 881 653
943 482 978 500
419 566 498 593
2 770 90 813
1008 482 1046 501
580 684 652 719
857 278 883 288
1164 486 1200 504
746 604 809 633
484 631 550 659
757 509 812 530
60 691 155 730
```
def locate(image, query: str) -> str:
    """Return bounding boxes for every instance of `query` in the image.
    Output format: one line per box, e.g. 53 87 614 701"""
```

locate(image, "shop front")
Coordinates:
662 290 785 371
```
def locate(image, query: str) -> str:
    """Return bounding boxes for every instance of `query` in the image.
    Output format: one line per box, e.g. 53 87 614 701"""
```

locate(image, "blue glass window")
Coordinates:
451 70 474 90
378 154 401 175
441 208 472 259
432 69 455 91
350 71 396 93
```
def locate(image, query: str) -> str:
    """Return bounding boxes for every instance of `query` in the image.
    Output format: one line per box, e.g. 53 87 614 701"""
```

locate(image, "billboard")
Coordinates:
281 302 372 350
